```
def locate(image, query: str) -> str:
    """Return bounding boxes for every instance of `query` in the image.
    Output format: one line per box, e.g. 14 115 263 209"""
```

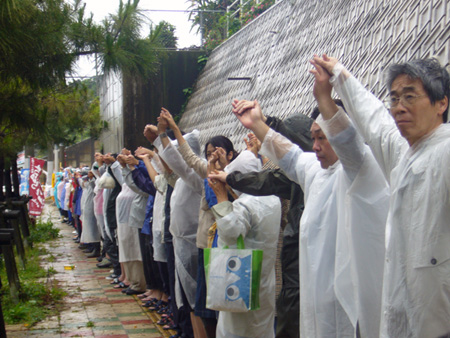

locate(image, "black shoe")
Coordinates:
78 243 87 250
96 255 104 262
82 248 92 253
121 287 131 294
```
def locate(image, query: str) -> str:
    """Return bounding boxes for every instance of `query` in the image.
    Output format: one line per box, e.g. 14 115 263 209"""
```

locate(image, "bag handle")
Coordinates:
224 234 245 249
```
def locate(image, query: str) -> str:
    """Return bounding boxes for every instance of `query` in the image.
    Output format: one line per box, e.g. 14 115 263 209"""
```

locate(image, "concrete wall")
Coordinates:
99 71 124 154
122 51 203 151
99 51 203 152
179 0 450 150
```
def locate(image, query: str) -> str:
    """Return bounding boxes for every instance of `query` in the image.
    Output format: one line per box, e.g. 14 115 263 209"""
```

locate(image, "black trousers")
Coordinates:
103 228 120 276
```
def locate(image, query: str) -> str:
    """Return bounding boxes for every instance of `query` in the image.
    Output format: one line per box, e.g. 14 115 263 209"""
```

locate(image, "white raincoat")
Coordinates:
80 177 100 243
330 63 450 337
260 108 389 338
116 182 141 262
154 130 202 309
152 174 168 262
92 163 105 238
211 150 281 338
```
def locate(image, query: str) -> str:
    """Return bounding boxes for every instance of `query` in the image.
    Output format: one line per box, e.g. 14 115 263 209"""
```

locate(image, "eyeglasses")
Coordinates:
384 94 428 108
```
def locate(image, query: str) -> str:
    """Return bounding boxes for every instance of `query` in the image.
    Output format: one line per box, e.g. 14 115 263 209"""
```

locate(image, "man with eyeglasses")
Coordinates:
312 55 450 338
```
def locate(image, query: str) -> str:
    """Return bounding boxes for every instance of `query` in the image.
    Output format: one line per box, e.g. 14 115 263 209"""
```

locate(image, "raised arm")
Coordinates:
312 54 408 180
310 58 365 181
232 99 318 188
161 108 208 178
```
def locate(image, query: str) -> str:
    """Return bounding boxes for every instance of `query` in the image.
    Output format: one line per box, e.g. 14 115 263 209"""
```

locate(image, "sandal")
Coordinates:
157 305 170 315
148 300 167 311
142 297 158 306
157 314 173 325
113 282 129 289
110 278 119 285
163 321 177 330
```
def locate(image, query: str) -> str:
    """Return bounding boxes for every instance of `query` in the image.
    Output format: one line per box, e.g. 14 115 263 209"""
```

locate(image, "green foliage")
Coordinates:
153 21 178 48
29 219 60 245
86 321 95 328
189 0 275 52
0 0 162 159
0 232 67 325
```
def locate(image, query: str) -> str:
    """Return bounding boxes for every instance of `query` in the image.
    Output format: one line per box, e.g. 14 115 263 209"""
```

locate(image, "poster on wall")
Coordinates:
19 169 30 196
29 157 45 216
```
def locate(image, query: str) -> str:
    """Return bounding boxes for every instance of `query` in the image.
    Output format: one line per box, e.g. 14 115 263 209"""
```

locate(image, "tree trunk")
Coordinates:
0 156 4 202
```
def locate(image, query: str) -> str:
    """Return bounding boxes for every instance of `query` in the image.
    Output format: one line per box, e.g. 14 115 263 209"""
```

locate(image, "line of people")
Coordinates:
53 53 450 338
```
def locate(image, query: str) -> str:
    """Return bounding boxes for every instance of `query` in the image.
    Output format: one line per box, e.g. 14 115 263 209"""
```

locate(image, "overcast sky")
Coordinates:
71 0 201 78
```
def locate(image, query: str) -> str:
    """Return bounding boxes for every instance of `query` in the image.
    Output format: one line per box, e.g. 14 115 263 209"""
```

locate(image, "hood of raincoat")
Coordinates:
184 129 201 156
225 150 261 196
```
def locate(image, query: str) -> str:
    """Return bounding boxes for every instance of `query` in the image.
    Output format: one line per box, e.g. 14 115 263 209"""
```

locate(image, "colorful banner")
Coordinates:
19 169 30 196
29 157 45 216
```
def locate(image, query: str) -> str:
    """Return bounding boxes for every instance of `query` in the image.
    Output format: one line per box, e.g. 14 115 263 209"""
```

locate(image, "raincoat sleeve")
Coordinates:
260 128 317 189
211 200 251 245
157 138 203 193
131 166 156 196
110 161 124 185
123 166 149 197
317 107 365 181
226 169 292 199
178 142 207 179
330 63 408 181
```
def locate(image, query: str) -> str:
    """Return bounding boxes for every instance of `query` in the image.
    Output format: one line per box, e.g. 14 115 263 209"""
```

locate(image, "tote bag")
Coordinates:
204 235 263 312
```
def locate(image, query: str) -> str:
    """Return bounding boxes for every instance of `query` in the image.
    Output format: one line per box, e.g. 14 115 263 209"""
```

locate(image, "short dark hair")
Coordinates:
204 135 238 161
386 58 450 122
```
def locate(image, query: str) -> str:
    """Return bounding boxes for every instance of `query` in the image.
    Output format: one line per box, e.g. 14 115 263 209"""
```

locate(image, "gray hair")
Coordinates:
386 58 450 122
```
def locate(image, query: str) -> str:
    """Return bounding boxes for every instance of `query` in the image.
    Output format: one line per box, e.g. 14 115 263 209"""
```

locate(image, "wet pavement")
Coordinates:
6 205 175 338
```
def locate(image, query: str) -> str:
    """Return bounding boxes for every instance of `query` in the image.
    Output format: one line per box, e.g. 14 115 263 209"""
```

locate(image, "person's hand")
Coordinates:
207 147 227 173
125 155 139 166
207 171 228 203
311 54 339 75
309 57 333 103
160 108 177 130
245 133 261 157
134 146 154 157
214 147 228 170
103 153 115 164
208 171 228 183
121 148 131 156
231 99 264 130
207 150 219 176
116 154 126 167
88 171 94 179
157 113 169 134
143 124 158 143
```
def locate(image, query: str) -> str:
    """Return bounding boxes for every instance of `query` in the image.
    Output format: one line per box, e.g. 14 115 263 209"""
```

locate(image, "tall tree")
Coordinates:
0 0 162 160
153 21 178 48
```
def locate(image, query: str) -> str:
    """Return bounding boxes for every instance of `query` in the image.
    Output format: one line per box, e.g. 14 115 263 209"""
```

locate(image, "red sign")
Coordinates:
29 157 45 216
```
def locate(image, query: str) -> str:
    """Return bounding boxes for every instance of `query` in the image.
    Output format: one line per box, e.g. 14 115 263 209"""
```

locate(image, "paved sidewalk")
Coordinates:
6 205 175 338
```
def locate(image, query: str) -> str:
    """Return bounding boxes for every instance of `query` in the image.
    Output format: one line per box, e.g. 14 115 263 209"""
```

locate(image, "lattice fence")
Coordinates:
179 0 450 150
